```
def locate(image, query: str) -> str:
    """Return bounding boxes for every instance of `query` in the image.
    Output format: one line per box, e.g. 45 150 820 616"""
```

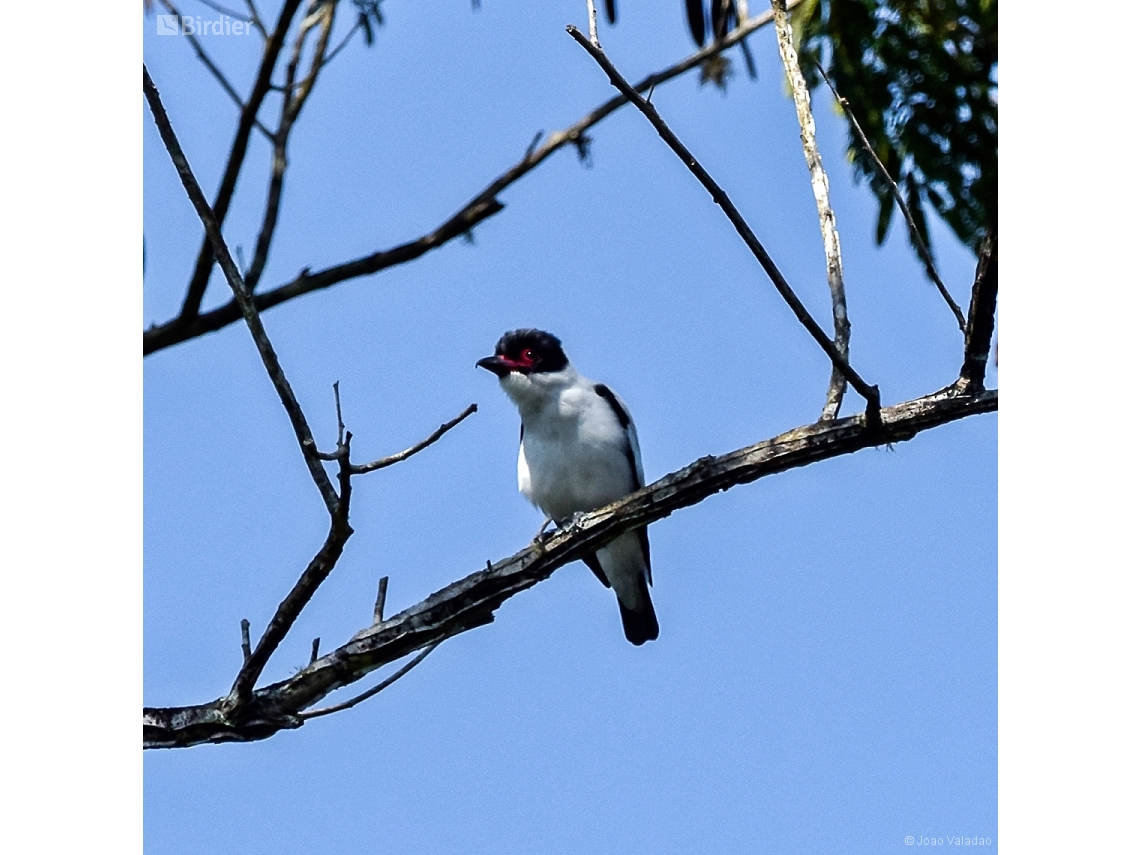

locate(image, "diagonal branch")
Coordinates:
352 403 479 475
567 25 882 425
143 6 797 355
228 488 353 704
143 384 996 748
177 0 304 324
770 0 849 422
810 58 966 333
298 642 441 719
144 63 339 513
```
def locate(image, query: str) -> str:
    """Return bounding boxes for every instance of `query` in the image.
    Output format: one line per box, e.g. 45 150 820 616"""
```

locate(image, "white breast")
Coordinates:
518 383 636 522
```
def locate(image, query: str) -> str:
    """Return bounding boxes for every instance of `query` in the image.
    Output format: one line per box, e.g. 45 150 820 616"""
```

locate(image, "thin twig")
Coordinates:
143 64 339 513
587 0 601 48
309 637 320 664
299 643 441 719
567 25 882 425
240 619 252 663
373 576 389 624
158 0 274 141
245 0 337 293
525 131 544 159
770 0 849 421
144 5 799 355
333 381 345 446
321 19 363 69
810 58 966 333
243 0 268 38
352 403 478 474
177 0 304 322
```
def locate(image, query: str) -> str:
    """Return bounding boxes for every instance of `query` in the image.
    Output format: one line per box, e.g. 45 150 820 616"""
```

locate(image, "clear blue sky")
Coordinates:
144 3 996 852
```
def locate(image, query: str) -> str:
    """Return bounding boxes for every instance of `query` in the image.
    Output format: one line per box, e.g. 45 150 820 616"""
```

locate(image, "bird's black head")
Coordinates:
477 328 569 378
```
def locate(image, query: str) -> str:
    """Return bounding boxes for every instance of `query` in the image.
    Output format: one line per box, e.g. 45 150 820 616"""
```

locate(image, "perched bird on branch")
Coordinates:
478 329 658 645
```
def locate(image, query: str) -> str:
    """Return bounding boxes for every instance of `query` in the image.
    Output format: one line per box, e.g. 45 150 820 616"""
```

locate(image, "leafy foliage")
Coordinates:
794 0 997 259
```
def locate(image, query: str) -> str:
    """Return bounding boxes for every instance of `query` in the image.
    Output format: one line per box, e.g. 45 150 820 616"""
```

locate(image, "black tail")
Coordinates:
617 577 659 645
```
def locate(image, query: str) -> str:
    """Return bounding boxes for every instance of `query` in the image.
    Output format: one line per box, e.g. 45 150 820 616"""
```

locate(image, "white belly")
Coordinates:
520 433 631 521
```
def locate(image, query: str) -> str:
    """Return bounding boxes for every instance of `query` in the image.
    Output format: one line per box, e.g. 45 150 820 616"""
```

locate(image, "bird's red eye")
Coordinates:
519 348 537 365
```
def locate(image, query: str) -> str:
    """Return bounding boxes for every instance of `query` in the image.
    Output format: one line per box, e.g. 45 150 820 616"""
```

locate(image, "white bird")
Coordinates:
478 329 658 645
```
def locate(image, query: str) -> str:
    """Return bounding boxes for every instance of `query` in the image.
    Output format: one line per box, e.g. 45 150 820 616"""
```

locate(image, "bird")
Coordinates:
477 329 659 645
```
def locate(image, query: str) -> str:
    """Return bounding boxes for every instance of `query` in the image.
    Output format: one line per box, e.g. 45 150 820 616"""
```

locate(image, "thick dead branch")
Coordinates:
567 25 882 425
143 6 794 355
143 385 996 748
770 0 849 421
178 0 304 323
955 222 997 392
144 63 339 512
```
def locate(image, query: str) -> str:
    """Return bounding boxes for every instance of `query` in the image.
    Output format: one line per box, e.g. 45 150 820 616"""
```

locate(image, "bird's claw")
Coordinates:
532 516 555 545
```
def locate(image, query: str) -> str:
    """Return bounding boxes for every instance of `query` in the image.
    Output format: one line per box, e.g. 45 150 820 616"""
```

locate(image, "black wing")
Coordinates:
593 383 652 585
593 383 638 488
582 552 611 588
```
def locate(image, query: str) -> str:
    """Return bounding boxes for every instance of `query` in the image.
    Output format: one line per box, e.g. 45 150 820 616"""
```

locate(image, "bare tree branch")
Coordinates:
298 642 442 719
243 0 268 39
143 385 996 748
227 461 352 704
955 221 997 393
158 0 275 141
373 576 389 624
177 0 304 324
810 58 967 333
244 0 337 292
770 0 849 422
566 25 883 425
145 61 380 709
352 403 479 475
143 5 798 355
586 0 601 48
144 62 339 513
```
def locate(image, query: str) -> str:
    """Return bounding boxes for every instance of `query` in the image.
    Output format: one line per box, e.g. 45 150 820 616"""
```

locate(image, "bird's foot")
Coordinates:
532 516 555 545
562 511 589 532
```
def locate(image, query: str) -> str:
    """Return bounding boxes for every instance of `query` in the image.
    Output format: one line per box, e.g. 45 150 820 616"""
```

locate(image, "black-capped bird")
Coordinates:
477 329 659 645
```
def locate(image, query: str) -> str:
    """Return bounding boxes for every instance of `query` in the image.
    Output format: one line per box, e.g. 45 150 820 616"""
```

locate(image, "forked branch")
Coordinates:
147 63 478 702
567 25 882 425
144 62 339 514
178 0 304 323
